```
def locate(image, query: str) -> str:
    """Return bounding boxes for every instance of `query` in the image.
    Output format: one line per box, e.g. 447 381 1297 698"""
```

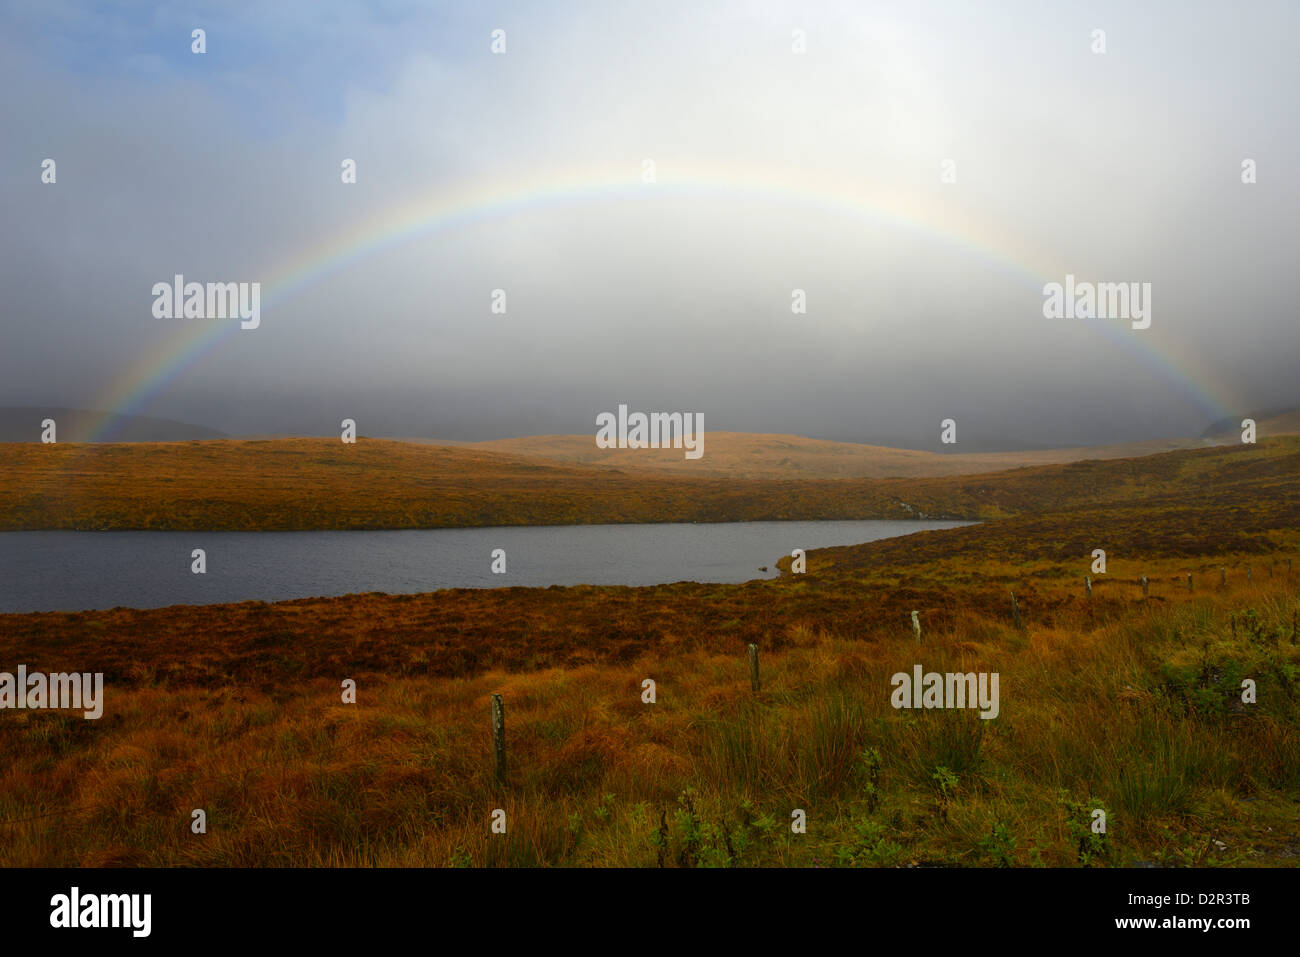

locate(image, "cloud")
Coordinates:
1 1 1296 446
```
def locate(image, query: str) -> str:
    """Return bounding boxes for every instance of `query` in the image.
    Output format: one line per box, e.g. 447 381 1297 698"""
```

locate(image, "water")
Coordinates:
0 520 971 613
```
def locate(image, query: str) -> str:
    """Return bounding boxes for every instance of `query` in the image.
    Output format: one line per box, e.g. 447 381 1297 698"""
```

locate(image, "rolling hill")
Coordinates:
2 433 1297 531
0 407 227 443
440 430 1229 480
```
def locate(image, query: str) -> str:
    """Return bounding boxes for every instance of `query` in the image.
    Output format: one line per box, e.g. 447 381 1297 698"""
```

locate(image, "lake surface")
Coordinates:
0 520 971 613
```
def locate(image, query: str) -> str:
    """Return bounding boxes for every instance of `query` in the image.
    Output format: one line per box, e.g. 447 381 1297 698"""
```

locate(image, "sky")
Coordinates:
1 0 1297 449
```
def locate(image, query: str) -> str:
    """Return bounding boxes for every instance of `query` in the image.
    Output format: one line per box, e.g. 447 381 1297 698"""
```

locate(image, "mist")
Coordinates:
2 0 1297 448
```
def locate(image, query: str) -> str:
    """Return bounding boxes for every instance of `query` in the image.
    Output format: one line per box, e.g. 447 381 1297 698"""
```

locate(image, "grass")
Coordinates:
0 436 1297 866
0 433 1297 531
1 578 1296 867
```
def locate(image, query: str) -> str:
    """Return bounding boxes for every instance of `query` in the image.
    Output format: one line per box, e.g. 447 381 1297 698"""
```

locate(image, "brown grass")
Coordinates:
1 433 1297 531
0 435 1297 866
455 430 1233 479
1 569 1296 867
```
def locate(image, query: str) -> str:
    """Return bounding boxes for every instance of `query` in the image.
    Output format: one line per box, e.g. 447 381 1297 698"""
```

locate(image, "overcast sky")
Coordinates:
1 1 1296 448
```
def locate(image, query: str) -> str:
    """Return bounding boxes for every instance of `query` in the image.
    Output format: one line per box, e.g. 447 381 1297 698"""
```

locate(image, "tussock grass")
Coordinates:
1 436 1297 866
1 571 1296 867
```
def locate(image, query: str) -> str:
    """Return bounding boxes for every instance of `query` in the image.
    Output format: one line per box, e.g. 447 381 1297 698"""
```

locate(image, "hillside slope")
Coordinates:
0 407 227 442
0 434 1296 531
452 430 1227 480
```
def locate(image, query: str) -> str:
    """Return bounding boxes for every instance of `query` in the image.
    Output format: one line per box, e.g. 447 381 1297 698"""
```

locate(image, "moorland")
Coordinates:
0 435 1296 866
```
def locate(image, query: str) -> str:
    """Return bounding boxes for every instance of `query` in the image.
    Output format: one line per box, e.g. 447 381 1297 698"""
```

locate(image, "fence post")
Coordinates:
1010 592 1021 628
1221 566 1226 586
1187 573 1194 593
491 693 507 785
1085 576 1091 598
911 610 922 644
1247 567 1252 583
1141 575 1148 596
747 643 760 693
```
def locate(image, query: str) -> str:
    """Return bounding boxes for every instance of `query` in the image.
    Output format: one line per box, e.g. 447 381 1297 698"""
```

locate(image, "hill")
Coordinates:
448 431 1227 480
0 407 227 443
1202 407 1300 440
1 434 1296 531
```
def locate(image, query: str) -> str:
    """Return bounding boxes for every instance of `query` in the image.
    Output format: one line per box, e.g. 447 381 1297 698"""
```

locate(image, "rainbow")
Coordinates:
88 160 1245 439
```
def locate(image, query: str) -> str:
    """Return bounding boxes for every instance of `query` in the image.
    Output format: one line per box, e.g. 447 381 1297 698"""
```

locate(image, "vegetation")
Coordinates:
0 572 1294 867
0 433 1296 531
460 429 1227 479
0 436 1296 866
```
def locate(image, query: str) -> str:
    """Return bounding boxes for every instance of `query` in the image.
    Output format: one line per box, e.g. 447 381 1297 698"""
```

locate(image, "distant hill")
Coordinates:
3 434 1297 531
428 431 1225 480
0 407 227 443
1202 407 1300 439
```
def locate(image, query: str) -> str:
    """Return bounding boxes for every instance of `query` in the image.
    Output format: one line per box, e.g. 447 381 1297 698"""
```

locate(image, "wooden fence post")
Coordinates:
491 693 507 785
1085 576 1091 598
1221 566 1226 586
1141 575 1148 596
1010 592 1021 628
911 610 921 644
1187 573 1194 593
747 643 760 693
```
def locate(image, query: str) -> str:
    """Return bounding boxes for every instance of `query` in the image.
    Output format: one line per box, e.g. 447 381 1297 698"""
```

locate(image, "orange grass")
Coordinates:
0 437 1297 866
